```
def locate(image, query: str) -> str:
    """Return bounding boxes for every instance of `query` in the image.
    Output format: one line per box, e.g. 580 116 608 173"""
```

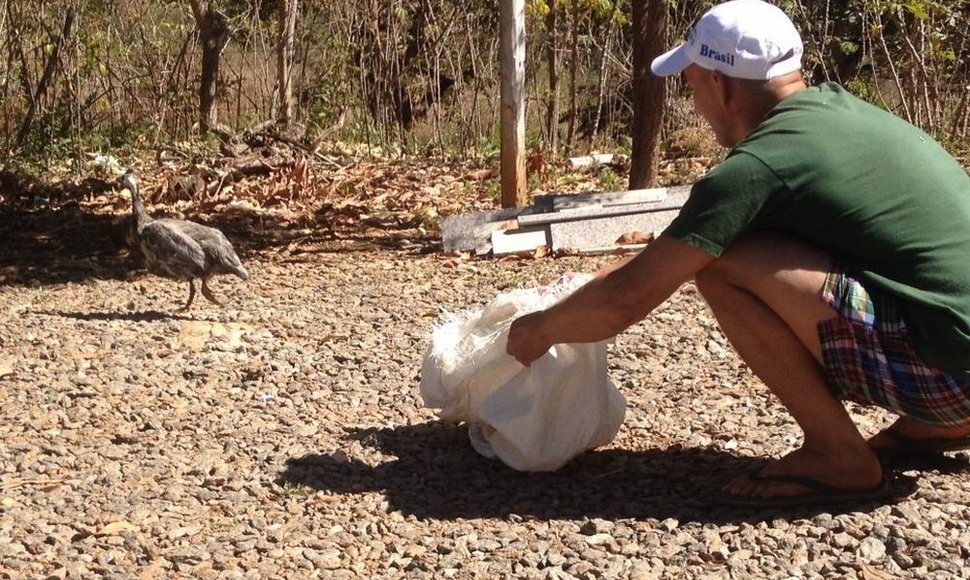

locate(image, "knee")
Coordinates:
694 233 783 298
694 258 731 300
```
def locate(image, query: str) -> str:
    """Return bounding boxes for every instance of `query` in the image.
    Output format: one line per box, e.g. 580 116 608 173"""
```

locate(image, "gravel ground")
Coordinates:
1 201 969 580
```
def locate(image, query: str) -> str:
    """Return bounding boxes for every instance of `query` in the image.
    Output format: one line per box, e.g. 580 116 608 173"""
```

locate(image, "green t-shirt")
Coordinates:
665 82 970 377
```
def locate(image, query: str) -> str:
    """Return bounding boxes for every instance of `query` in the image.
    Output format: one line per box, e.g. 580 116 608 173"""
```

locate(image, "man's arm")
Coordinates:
506 233 714 366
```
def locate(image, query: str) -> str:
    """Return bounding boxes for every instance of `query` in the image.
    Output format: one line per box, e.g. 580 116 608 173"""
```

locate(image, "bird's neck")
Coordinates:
131 187 150 227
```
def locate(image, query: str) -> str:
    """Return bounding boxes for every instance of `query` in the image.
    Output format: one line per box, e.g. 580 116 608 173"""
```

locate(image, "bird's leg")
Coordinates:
180 280 196 311
201 278 222 305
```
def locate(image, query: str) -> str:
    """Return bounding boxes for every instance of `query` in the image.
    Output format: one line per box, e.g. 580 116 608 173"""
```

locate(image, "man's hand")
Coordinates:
506 311 553 367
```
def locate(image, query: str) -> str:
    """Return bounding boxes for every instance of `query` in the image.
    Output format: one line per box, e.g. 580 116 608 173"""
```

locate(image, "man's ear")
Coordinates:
710 70 732 108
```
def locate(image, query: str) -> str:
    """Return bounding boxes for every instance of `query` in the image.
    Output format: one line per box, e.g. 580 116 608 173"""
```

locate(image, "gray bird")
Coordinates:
119 171 249 310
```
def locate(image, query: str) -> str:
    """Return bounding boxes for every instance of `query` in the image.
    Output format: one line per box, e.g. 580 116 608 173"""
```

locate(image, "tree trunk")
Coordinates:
629 0 666 189
277 0 299 128
565 0 579 152
499 0 527 208
189 0 230 134
15 6 75 148
544 2 559 159
590 22 614 147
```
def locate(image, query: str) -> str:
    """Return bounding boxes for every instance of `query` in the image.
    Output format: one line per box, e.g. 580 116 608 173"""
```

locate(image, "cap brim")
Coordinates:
651 44 692 77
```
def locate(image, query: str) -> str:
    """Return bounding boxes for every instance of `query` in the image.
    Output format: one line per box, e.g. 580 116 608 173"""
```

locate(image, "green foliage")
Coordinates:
531 0 629 25
527 172 543 192
839 40 860 57
478 135 502 163
483 176 502 204
615 134 633 156
844 78 883 108
597 167 623 192
2 0 967 171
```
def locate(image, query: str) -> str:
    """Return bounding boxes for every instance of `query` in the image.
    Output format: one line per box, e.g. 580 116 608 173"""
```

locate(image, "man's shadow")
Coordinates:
278 421 929 523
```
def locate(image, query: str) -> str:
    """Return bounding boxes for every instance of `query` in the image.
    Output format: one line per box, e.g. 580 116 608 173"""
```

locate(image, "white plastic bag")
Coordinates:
419 275 626 472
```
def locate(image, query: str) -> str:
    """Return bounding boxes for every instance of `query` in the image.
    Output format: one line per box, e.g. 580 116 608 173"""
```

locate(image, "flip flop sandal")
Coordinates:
715 472 895 510
873 428 970 462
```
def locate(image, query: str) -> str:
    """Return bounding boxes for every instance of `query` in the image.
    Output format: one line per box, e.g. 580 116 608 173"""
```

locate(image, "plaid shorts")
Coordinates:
818 267 970 427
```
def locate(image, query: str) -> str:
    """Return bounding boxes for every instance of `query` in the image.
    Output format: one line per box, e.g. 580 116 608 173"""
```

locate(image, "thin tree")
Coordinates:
15 6 75 149
277 0 298 128
544 0 559 158
499 0 527 208
564 0 579 152
188 0 231 134
628 0 666 188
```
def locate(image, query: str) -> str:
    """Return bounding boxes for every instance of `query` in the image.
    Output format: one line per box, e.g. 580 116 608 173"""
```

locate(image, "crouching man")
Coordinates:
506 0 970 508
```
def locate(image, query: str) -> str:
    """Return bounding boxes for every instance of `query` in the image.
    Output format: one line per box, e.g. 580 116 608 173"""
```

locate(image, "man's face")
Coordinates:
683 64 732 147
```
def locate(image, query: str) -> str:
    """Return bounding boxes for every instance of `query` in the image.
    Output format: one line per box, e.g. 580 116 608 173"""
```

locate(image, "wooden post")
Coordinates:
499 0 527 208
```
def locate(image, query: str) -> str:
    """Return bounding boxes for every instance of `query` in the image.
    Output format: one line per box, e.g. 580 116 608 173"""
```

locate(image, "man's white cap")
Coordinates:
651 0 803 80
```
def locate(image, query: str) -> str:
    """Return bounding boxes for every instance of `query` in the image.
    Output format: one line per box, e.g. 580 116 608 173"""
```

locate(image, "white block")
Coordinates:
491 226 551 256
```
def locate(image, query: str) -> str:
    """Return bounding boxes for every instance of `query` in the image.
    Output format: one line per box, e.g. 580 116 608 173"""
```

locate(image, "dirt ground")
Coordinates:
1 160 968 579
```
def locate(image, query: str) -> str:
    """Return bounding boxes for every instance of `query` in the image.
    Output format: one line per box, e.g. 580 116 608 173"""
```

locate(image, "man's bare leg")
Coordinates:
694 232 882 498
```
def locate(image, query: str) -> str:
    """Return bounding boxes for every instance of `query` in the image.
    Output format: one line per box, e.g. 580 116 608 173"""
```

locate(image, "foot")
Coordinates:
868 416 970 451
722 445 883 500
201 280 222 305
868 417 970 462
180 280 196 311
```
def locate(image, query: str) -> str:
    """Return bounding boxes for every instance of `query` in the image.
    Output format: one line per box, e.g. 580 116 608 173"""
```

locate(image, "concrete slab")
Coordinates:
549 207 684 252
440 184 694 255
441 206 544 254
544 186 673 210
662 184 692 206
517 200 687 227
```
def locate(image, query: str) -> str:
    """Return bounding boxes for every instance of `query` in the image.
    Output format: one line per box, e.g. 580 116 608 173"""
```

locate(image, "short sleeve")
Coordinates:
663 152 789 256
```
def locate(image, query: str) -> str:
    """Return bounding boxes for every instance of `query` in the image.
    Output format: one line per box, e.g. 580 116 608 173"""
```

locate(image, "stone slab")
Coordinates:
548 186 672 210
440 206 545 254
440 184 693 255
549 207 684 252
533 184 690 211
517 200 686 227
